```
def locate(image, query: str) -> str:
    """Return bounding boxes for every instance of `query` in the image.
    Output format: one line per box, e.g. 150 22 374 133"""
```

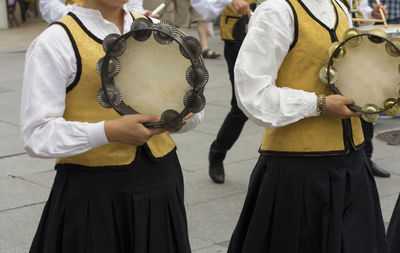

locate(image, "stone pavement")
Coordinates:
1 18 400 253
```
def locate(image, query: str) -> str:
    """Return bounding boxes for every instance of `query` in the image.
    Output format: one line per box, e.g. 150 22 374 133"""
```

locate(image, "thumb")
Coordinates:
342 97 355 105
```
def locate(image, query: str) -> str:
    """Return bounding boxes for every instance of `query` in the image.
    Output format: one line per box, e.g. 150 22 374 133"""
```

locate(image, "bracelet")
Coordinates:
317 94 326 116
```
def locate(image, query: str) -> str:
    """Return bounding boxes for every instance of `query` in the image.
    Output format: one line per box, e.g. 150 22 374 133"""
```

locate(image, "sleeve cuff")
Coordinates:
87 121 109 148
301 92 318 117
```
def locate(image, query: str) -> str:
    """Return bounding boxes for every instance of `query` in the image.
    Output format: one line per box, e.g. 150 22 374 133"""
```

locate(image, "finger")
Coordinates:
184 112 194 120
148 127 166 136
343 107 361 118
136 115 161 123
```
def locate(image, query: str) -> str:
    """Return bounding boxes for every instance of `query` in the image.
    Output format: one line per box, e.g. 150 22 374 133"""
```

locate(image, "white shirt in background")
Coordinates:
191 0 232 20
21 5 204 158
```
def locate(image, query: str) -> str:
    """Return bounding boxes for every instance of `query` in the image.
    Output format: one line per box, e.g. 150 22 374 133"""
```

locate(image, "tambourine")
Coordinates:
319 28 400 122
96 18 208 132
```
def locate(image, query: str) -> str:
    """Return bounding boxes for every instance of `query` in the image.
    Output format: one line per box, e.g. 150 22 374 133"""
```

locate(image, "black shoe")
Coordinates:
209 154 225 184
370 161 391 178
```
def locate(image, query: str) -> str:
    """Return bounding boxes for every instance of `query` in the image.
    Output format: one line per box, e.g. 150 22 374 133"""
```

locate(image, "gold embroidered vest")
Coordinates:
260 0 364 155
220 0 256 41
54 13 176 167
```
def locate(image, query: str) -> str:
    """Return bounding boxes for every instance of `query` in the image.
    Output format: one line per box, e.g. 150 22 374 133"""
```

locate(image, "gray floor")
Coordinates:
1 22 400 253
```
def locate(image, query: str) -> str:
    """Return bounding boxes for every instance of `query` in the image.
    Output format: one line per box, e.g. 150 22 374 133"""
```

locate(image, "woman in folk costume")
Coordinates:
21 0 203 252
227 0 388 252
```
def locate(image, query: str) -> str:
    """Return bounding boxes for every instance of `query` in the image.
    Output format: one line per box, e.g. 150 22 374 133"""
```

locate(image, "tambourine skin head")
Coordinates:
361 104 381 122
130 18 153 41
319 66 338 85
386 38 400 57
383 98 400 116
367 29 387 43
343 28 362 47
328 42 346 62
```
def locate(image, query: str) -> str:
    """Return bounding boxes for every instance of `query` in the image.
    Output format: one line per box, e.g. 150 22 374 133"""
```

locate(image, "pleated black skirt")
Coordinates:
228 149 388 253
387 194 400 253
29 148 191 253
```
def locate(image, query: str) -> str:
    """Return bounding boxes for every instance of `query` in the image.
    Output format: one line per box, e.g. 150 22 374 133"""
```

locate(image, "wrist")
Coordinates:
317 94 326 116
104 120 118 143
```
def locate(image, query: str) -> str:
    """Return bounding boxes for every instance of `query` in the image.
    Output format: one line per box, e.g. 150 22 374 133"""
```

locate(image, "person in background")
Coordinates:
192 0 252 183
367 0 399 23
174 0 221 58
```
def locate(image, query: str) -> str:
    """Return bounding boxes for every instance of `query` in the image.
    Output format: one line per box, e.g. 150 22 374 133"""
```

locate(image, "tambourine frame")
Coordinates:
326 33 400 114
101 26 205 129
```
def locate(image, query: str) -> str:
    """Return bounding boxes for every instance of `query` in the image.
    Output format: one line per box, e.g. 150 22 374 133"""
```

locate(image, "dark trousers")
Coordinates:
361 118 373 159
209 41 248 162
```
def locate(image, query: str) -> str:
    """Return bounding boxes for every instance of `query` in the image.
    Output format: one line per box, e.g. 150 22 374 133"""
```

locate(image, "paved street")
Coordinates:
1 18 400 253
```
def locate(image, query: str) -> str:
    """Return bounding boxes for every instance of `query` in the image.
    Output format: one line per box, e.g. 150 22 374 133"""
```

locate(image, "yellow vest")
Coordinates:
260 0 364 155
220 0 256 41
54 13 176 167
66 0 83 5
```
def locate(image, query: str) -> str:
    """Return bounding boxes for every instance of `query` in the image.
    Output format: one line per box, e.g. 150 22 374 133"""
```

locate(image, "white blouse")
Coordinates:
21 5 204 158
234 0 352 128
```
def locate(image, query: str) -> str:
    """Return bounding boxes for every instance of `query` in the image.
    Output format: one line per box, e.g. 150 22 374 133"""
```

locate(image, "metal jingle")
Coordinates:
179 36 202 59
153 21 177 45
131 18 153 41
160 109 183 132
319 66 338 85
382 98 400 116
385 38 400 57
97 85 122 108
183 90 206 113
328 42 346 62
396 83 400 98
102 33 127 57
367 29 387 43
343 28 362 47
361 104 381 122
186 65 209 88
96 57 121 78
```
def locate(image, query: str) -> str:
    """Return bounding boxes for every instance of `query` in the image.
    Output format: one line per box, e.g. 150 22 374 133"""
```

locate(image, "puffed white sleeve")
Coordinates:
234 0 318 128
21 25 108 158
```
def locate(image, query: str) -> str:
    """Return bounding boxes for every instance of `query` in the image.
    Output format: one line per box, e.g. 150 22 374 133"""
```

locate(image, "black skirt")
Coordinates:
228 149 388 253
29 147 191 253
387 194 400 253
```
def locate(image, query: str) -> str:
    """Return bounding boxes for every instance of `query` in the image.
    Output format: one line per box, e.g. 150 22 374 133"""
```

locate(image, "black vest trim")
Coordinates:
67 12 103 44
296 0 340 42
52 21 82 93
285 0 299 50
